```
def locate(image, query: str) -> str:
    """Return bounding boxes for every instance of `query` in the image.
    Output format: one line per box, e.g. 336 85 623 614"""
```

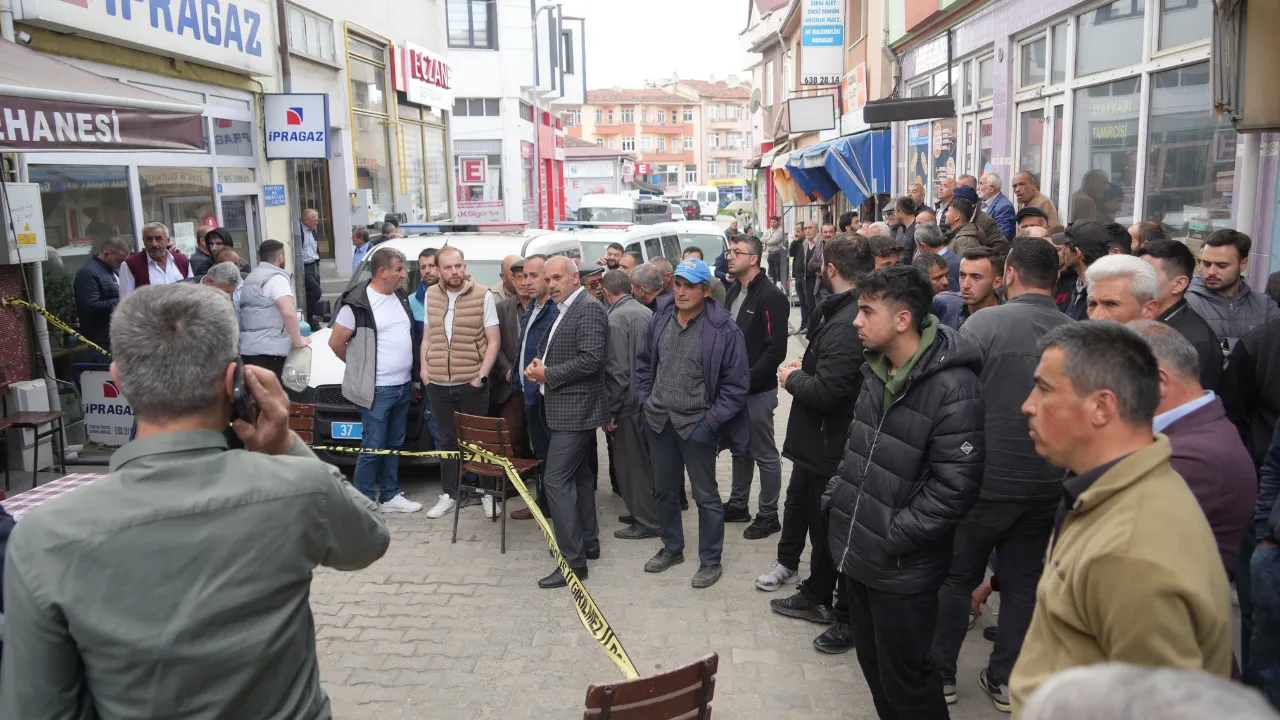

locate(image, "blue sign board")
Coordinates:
264 185 287 206
802 25 844 47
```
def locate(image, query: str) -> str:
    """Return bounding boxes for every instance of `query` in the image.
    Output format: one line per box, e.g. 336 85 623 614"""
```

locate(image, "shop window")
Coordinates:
1019 37 1046 88
685 165 697 184
1071 76 1140 226
452 98 500 117
212 118 254 157
1145 62 1232 238
138 167 214 258
1076 1 1144 77
286 4 335 63
1019 108 1046 182
348 37 384 63
447 0 496 49
426 126 450 221
217 167 255 184
1049 23 1070 84
908 81 929 98
978 56 994 100
978 117 994 175
456 153 503 203
354 114 393 218
403 125 428 223
1159 0 1209 50
29 165 133 279
621 108 634 124
350 59 387 114
963 59 974 106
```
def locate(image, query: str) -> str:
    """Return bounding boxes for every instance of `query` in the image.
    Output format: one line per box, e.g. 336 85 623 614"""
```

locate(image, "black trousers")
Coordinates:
789 466 842 610
777 465 813 571
929 497 1057 686
425 382 489 497
303 261 323 326
846 576 950 720
242 354 286 377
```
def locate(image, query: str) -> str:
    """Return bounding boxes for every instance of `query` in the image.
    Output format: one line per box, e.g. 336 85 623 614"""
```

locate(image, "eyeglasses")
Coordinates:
724 249 756 258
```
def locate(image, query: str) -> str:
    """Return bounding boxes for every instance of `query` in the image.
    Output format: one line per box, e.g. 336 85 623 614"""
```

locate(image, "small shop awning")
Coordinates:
0 39 206 152
783 129 892 209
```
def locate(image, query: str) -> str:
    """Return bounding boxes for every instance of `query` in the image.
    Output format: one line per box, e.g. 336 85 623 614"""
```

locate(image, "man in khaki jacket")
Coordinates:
1011 321 1232 717
420 246 502 519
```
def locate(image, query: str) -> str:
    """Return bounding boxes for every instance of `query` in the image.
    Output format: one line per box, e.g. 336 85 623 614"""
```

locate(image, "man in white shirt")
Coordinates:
119 222 193 299
300 208 323 326
329 248 424 514
419 247 502 519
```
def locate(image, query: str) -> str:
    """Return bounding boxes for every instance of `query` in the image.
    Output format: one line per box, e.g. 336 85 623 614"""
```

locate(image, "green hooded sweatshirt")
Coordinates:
865 314 940 411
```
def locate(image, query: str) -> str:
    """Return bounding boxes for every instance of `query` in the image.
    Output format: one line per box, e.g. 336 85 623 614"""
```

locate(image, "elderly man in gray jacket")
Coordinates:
0 284 389 718
601 269 659 540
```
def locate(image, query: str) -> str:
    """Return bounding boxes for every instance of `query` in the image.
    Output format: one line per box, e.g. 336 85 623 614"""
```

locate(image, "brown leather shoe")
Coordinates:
510 507 534 520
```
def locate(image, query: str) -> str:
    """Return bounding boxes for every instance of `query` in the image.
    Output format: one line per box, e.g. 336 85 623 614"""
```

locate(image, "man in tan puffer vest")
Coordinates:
420 246 502 520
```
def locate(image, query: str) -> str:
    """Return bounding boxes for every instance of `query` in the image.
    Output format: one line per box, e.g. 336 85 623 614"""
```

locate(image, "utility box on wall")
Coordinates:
0 183 47 264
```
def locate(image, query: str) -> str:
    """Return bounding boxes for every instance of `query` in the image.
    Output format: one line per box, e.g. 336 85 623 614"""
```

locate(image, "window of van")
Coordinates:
578 207 634 223
642 236 662 262
677 233 727 260
660 235 682 266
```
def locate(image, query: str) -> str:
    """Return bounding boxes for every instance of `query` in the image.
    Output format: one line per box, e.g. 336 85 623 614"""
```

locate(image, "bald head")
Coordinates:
501 254 524 296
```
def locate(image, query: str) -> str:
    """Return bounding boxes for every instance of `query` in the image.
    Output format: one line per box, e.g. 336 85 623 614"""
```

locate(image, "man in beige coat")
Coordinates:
1010 321 1232 717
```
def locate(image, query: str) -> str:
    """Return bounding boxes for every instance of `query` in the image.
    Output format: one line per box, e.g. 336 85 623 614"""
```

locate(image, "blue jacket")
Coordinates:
984 193 1017 240
512 298 560 406
72 254 120 353
932 291 967 330
636 295 750 453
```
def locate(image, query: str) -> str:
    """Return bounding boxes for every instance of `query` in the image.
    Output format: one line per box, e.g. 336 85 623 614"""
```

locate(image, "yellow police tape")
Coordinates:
307 441 641 680
2 296 112 359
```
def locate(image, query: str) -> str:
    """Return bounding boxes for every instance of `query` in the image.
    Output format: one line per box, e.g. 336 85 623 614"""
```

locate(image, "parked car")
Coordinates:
577 193 635 223
281 228 537 470
676 199 699 220
529 221 729 268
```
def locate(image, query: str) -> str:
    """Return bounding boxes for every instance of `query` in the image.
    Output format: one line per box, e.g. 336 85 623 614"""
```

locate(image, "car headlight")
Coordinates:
281 346 313 393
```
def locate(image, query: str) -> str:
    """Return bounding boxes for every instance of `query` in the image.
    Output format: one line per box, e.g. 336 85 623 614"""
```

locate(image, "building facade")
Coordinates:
658 78 755 200
563 137 636 212
566 89 697 195
447 0 584 228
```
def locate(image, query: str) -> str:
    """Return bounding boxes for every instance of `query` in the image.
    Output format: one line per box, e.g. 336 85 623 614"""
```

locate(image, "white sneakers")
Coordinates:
481 494 502 519
425 493 456 519
755 563 800 591
380 493 423 514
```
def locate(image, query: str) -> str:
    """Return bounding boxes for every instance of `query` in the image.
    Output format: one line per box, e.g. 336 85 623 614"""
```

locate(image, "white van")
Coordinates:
526 221 728 268
680 186 721 220
576 193 635 223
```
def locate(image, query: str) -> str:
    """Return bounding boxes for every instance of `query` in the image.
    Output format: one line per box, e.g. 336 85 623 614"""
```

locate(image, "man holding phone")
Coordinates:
0 283 391 717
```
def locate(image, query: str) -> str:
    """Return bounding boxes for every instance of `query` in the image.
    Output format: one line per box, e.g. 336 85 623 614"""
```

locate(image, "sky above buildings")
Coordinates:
557 0 751 89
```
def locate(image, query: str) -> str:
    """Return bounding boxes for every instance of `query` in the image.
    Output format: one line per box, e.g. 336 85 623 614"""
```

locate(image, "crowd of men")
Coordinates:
22 176 1280 717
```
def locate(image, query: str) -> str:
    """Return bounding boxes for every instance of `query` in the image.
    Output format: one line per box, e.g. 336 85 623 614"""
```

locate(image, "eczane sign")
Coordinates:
15 0 275 76
393 42 453 109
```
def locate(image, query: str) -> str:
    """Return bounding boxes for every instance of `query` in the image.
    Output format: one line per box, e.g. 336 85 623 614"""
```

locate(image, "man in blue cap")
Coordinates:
636 257 750 589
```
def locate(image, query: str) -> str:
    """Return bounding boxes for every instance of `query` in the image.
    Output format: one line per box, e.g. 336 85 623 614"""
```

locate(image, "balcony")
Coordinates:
708 145 747 158
638 150 693 163
593 124 626 136
709 116 746 128
639 123 692 135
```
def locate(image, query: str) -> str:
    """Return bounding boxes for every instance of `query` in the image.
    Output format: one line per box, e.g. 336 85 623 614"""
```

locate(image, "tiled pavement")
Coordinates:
312 335 1008 719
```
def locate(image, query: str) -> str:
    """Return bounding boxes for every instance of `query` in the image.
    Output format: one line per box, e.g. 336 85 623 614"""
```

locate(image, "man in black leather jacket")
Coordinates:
825 265 985 720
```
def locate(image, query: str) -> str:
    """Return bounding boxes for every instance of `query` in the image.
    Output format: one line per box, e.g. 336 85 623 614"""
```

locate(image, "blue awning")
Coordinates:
785 128 892 207
823 129 892 209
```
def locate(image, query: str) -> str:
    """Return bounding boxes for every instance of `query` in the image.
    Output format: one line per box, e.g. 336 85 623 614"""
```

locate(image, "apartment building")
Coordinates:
658 79 754 192
565 89 699 193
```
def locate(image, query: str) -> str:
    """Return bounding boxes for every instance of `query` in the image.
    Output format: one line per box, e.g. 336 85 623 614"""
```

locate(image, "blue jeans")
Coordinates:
1251 541 1280 708
354 382 411 502
645 419 724 566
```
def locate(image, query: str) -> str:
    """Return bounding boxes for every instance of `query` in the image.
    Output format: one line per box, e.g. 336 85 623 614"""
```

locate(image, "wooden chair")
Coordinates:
583 653 718 720
452 413 540 554
0 372 66 492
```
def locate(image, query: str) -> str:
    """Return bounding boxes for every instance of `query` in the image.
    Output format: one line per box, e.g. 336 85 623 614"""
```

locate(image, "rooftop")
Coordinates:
565 136 635 159
676 79 753 100
584 88 690 105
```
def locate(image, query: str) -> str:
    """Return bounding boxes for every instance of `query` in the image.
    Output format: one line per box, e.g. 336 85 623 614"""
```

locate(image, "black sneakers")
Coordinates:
812 621 855 654
724 504 752 523
743 514 781 539
769 592 835 624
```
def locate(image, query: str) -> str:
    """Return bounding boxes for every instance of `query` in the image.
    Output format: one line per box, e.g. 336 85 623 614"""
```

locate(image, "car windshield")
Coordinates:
578 207 634 223
579 240 621 265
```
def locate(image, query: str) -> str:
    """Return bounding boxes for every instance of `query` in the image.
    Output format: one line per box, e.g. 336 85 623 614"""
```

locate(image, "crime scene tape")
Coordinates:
2 296 112 359
307 441 641 680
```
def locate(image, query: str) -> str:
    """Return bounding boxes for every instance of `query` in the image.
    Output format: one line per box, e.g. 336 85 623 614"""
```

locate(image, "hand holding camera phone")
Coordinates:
231 357 261 425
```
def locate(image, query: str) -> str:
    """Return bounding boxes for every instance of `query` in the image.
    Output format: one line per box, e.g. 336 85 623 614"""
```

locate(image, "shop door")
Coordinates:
296 159 334 259
219 195 259 263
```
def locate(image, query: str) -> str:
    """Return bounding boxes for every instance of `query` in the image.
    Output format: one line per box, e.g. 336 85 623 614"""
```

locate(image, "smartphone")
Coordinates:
232 357 260 424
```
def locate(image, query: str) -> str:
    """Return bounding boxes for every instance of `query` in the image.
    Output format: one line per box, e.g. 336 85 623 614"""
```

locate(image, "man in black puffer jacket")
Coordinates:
758 235 872 656
825 264 985 720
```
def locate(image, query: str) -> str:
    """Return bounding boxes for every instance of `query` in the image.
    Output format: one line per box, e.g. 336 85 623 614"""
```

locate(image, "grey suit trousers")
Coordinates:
544 428 601 568
613 413 659 531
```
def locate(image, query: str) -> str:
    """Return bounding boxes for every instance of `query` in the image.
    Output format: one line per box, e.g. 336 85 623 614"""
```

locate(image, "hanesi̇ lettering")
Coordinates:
0 108 123 144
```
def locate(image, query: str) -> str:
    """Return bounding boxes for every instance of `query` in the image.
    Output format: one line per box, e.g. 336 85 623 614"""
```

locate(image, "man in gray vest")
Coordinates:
239 240 310 377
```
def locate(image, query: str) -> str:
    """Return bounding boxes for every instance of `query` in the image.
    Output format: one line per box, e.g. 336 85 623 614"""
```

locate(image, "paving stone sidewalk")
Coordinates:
312 335 1008 719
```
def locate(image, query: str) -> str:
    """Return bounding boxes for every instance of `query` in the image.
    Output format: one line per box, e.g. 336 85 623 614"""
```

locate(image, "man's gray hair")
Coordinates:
1038 321 1161 425
1023 663 1279 720
982 172 1004 191
110 284 239 422
142 221 169 237
864 222 892 239
1086 254 1159 306
204 262 243 289
630 263 663 293
601 269 631 296
1128 320 1201 382
302 208 318 220
915 222 945 249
